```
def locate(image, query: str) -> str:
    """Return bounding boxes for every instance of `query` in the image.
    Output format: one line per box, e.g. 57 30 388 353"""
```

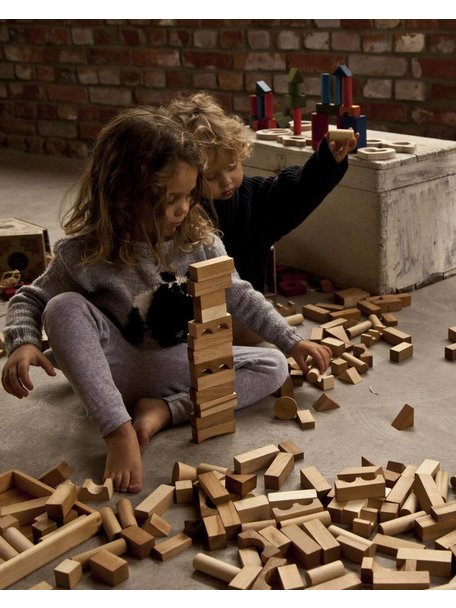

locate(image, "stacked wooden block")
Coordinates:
187 256 237 443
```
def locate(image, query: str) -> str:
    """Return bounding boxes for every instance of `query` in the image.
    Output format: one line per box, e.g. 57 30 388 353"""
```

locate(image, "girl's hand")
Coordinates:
2 343 56 398
290 340 332 375
327 131 359 163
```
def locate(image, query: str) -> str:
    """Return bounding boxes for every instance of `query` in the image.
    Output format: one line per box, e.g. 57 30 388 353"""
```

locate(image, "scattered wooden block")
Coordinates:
203 514 227 551
381 327 412 345
134 484 175 522
116 498 138 529
174 479 194 504
141 512 172 537
45 482 78 520
193 552 241 583
382 312 398 326
151 532 192 560
300 466 332 500
277 563 304 589
312 393 339 412
198 471 230 505
389 404 414 432
120 525 155 559
278 440 304 461
225 473 257 497
54 558 83 589
99 506 122 541
296 409 316 429
302 304 330 323
372 570 430 590
396 547 452 577
38 461 72 488
390 342 413 363
264 452 294 491
334 287 370 307
229 564 263 589
89 550 129 587
273 396 298 420
338 367 362 384
445 343 456 360
71 538 128 570
330 357 348 376
233 444 279 474
78 478 113 502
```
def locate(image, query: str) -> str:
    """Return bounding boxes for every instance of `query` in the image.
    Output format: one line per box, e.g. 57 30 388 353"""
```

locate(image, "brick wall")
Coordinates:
1 19 455 158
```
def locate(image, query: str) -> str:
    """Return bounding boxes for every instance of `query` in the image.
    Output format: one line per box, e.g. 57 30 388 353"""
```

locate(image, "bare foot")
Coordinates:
103 421 142 493
132 398 172 449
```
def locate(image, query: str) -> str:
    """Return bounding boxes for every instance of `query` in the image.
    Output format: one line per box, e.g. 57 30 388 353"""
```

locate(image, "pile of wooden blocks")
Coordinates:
2 447 456 590
187 256 237 443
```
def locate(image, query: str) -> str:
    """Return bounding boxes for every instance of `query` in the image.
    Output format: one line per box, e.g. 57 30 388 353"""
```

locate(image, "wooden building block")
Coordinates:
330 357 348 376
174 479 194 504
116 498 137 529
134 484 175 522
229 564 263 590
352 517 375 538
312 393 339 412
54 558 83 589
335 287 370 307
188 255 234 282
281 523 321 569
193 552 240 583
346 320 372 339
302 303 329 323
382 312 398 326
225 473 257 497
335 475 385 502
1 497 49 528
203 515 227 551
268 489 317 510
233 444 279 474
38 461 72 487
445 343 456 360
89 550 129 587
234 495 271 523
390 342 413 363
198 471 230 505
120 525 155 559
338 367 362 384
251 556 288 590
216 501 241 539
396 547 452 577
278 440 304 461
381 327 412 345
414 473 445 513
415 513 456 541
372 533 425 556
305 559 346 586
273 396 298 420
315 374 335 391
297 409 316 428
187 273 232 297
258 525 291 554
390 403 415 430
78 478 113 502
0 515 19 535
172 461 197 483
337 534 375 564
379 511 426 536
0 536 19 560
272 500 325 524
71 538 128 570
372 570 430 590
357 299 381 315
238 546 262 567
141 512 171 537
277 563 304 589
264 452 294 490
29 581 54 589
300 465 331 500
416 458 440 477
2 526 34 552
99 506 122 541
302 518 341 563
385 475 414 507
45 482 78 521
329 307 361 322
279 375 294 398
191 417 236 443
309 326 324 342
431 499 456 522
341 352 368 374
151 532 192 561
321 336 346 356
306 571 362 590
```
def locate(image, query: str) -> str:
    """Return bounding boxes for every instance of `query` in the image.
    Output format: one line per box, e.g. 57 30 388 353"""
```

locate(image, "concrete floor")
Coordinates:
1 148 455 591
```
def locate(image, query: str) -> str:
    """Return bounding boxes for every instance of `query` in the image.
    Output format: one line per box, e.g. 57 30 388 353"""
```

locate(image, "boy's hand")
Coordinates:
327 131 359 163
2 343 56 399
290 340 332 375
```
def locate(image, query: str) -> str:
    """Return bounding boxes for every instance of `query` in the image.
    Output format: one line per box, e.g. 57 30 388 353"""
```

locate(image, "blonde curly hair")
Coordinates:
165 93 252 168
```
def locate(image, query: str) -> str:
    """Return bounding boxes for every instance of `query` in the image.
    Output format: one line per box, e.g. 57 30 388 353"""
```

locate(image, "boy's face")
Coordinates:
203 150 243 200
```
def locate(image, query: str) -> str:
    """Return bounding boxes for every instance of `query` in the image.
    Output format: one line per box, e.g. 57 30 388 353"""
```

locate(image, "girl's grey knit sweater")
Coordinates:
4 232 302 357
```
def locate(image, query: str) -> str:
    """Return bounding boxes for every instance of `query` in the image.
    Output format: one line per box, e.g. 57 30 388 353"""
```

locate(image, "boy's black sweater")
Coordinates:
204 137 348 293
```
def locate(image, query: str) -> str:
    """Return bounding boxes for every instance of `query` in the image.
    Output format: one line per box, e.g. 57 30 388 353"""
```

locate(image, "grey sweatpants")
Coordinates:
42 293 289 438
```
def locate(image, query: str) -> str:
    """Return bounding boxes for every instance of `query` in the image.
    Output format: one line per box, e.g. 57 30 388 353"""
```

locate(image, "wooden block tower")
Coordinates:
187 256 237 443
249 80 277 131
311 64 366 150
285 68 306 135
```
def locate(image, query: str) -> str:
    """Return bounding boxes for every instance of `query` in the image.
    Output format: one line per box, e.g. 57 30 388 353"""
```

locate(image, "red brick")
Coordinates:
194 30 218 48
89 48 131 65
132 49 180 67
146 27 167 46
405 20 439 28
220 30 244 49
430 82 456 100
244 52 286 71
57 103 78 120
183 51 231 70
38 120 78 138
416 58 456 78
4 45 44 62
341 19 371 29
66 140 90 159
99 68 121 85
143 71 166 87
0 117 36 135
15 65 34 80
218 71 244 91
192 72 217 89
412 107 456 126
363 102 407 122
36 66 55 82
166 70 191 88
289 53 346 74
362 34 393 53
437 19 456 30
89 86 132 106
15 102 36 119
47 84 88 103
0 64 15 79
37 104 58 120
120 69 142 86
8 83 45 100
55 68 77 85
57 48 87 64
93 28 119 45
429 34 456 53
78 122 102 140
134 88 170 105
50 27 70 46
168 30 191 47
120 28 141 46
78 106 99 120
331 32 360 51
25 26 47 44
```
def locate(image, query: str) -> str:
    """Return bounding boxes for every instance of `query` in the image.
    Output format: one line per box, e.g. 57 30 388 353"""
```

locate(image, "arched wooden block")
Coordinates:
78 478 113 502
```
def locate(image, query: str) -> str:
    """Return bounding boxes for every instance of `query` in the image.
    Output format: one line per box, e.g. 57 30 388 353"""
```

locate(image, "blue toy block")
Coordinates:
340 115 367 150
333 75 342 105
321 73 331 104
257 95 265 120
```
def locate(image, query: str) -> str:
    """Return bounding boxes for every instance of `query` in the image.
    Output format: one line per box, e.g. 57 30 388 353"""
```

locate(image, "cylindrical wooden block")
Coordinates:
3 526 34 552
347 320 372 339
378 511 426 536
305 559 346 586
274 396 298 420
435 470 449 501
0 535 19 560
368 314 385 330
71 538 128 571
292 108 302 135
197 463 230 475
100 507 122 541
400 492 418 516
286 313 304 326
341 352 368 373
306 368 320 384
117 499 137 529
193 552 241 583
172 461 198 482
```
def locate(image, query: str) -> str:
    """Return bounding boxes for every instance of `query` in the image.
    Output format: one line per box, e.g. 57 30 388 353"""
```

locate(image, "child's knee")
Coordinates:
43 292 86 321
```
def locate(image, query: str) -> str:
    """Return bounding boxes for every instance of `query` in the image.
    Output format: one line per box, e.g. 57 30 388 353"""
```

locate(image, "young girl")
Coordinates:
2 108 331 494
166 92 358 294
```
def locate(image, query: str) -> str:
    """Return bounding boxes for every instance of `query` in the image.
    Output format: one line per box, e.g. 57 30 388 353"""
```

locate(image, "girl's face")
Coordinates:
163 162 198 238
203 150 243 200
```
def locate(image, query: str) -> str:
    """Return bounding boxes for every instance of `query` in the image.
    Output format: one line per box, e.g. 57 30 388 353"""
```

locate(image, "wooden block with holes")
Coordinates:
54 558 83 589
89 550 129 586
78 478 113 502
264 452 294 491
268 489 317 510
312 393 339 412
335 475 385 502
391 404 414 430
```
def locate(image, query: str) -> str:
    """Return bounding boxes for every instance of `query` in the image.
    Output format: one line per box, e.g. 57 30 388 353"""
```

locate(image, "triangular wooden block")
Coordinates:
391 404 414 430
339 367 362 384
313 393 340 412
324 324 351 346
225 473 257 496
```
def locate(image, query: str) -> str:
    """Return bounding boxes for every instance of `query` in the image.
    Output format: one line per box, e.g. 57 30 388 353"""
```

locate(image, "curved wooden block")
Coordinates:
78 479 113 502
